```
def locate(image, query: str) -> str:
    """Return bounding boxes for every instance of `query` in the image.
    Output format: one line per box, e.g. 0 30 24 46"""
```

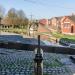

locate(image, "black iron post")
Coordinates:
0 17 2 34
34 35 43 75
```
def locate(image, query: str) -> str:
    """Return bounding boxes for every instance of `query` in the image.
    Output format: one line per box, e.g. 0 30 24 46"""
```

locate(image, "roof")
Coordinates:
55 17 62 20
39 19 48 25
51 16 62 21
68 15 75 23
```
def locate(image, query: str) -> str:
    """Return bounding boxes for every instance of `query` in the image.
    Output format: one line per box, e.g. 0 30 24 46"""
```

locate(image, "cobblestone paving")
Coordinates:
0 48 74 75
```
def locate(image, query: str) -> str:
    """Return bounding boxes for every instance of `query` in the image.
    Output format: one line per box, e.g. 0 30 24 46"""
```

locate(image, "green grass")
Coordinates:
38 31 75 40
51 31 75 40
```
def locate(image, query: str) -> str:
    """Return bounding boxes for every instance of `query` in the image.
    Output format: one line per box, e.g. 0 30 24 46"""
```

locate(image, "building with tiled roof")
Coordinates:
61 15 75 34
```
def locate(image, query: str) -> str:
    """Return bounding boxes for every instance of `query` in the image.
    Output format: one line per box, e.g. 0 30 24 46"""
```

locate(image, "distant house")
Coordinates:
0 17 5 29
39 19 52 29
38 19 51 33
1 18 13 29
50 17 58 28
38 18 59 39
38 15 75 35
61 15 75 34
50 17 62 31
39 19 49 26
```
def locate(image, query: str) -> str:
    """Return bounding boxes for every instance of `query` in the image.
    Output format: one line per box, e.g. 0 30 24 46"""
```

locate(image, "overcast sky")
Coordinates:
0 0 75 19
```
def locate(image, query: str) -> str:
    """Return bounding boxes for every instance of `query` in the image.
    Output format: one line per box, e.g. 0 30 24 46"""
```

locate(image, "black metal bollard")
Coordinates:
34 35 43 75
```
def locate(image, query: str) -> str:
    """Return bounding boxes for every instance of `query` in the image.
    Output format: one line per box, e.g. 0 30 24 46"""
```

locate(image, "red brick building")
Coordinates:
38 15 75 36
39 19 51 26
61 15 75 34
50 17 62 31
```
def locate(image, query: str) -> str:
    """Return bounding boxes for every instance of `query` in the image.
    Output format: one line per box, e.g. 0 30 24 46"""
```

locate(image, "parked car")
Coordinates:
59 38 75 47
69 44 75 49
59 38 70 46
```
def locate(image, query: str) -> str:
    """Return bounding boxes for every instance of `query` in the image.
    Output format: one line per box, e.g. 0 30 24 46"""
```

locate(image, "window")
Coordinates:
64 23 70 28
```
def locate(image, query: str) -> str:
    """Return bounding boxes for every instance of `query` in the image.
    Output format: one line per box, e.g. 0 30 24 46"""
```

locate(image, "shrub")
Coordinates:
59 38 75 46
